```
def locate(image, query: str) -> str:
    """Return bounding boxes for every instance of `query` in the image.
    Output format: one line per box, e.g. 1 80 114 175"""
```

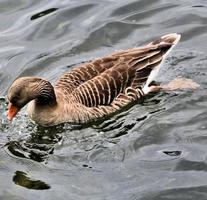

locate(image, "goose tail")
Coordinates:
147 33 181 46
143 33 181 94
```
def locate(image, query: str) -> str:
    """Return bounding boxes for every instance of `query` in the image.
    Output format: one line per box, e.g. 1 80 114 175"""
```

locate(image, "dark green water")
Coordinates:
1 0 207 199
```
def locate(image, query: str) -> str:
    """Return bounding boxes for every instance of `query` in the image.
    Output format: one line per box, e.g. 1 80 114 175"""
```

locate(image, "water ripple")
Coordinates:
1 0 207 199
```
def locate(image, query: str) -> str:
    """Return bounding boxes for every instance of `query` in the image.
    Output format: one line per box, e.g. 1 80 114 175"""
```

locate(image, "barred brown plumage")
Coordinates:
7 33 181 126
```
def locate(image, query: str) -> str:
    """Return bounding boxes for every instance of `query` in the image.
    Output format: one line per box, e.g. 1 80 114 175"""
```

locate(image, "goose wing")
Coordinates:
55 56 120 93
71 42 175 108
55 33 177 94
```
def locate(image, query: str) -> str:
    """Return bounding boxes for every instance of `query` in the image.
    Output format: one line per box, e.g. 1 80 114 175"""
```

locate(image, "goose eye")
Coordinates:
11 96 19 104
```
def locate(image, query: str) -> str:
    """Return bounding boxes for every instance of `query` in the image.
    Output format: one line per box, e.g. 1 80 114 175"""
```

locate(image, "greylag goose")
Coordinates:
7 33 195 126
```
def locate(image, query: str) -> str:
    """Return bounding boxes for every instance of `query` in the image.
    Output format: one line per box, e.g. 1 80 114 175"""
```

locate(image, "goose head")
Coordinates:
7 77 56 120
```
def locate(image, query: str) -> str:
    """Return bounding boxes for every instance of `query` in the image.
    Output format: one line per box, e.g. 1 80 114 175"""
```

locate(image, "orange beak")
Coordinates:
7 103 20 121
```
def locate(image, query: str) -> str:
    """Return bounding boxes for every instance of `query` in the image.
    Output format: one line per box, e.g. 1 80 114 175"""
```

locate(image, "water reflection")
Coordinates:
31 8 58 21
0 0 207 199
13 171 50 190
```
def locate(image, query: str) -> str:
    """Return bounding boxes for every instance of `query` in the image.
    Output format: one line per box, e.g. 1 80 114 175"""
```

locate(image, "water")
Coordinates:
0 0 207 199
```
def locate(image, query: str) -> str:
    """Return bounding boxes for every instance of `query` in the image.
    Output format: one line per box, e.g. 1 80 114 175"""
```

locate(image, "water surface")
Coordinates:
1 0 207 199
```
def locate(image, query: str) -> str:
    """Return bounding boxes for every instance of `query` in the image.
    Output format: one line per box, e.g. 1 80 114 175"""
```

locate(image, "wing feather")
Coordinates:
72 44 172 107
55 56 119 92
55 36 176 110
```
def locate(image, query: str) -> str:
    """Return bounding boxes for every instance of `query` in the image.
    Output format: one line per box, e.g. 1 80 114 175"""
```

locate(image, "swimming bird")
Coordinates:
7 33 197 126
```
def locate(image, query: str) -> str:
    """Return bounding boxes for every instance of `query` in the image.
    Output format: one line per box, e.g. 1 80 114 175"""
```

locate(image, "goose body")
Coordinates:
7 33 181 126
